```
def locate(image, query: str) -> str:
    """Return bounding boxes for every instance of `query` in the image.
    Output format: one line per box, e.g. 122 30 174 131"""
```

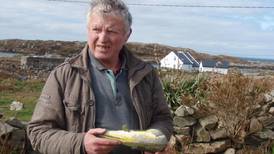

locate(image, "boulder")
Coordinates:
249 117 263 134
257 115 274 127
0 121 16 136
269 107 274 114
245 135 267 147
174 105 194 116
270 89 274 97
254 129 274 140
173 116 197 127
184 140 231 154
264 93 272 103
163 135 177 154
224 148 236 154
9 101 24 111
209 128 228 140
6 117 27 129
175 134 192 147
199 115 218 130
195 124 211 142
174 126 191 136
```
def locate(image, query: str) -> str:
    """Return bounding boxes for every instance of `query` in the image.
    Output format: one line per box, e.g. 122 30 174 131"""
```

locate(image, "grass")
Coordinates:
160 69 274 153
161 70 208 110
0 77 44 121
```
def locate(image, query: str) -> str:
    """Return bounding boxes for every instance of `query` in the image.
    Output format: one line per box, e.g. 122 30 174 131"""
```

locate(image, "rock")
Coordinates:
199 115 218 130
6 129 26 148
173 116 197 127
270 89 274 97
254 129 274 140
257 115 274 127
174 126 191 136
249 118 263 134
224 148 236 154
195 124 211 142
0 121 16 136
6 117 26 129
259 103 272 115
174 105 194 116
245 135 267 147
10 100 24 111
264 93 272 102
175 134 192 147
164 135 177 154
184 140 231 154
209 127 228 140
269 107 274 114
265 122 274 130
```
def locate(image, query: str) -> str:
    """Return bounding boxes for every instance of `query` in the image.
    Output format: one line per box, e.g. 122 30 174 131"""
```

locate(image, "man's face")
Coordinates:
87 13 131 64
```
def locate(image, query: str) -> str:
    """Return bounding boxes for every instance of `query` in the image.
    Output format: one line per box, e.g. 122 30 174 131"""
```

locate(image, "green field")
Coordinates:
0 77 44 121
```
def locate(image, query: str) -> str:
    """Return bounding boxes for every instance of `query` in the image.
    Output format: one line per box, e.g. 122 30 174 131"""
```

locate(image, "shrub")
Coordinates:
203 73 272 143
160 69 208 110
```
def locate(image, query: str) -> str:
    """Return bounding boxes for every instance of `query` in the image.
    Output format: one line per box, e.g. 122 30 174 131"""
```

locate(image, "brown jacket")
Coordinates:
27 45 173 154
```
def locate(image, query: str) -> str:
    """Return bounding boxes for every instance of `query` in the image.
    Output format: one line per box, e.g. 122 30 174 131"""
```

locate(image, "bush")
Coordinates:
160 69 208 110
196 73 272 143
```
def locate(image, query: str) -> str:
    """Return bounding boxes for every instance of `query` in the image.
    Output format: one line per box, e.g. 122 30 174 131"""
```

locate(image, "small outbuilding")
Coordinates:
160 51 199 71
199 60 229 74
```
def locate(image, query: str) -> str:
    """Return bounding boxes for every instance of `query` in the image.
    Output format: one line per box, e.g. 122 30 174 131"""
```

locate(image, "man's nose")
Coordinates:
98 31 109 42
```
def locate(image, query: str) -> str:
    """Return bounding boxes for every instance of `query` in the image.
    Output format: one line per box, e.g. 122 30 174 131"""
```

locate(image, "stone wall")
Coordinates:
0 117 37 153
172 90 274 153
1 90 274 153
21 55 65 71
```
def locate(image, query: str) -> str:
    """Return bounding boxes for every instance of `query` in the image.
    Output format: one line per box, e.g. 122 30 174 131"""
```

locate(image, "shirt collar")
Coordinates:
89 49 127 72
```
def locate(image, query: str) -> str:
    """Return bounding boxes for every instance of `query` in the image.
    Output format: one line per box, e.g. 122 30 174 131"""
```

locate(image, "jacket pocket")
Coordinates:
63 95 81 132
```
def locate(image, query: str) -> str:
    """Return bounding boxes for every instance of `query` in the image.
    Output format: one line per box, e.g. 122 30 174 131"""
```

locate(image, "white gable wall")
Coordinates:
160 52 193 71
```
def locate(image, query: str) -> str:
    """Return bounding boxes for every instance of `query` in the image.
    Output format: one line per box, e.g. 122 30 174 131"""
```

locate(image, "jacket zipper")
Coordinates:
131 86 144 130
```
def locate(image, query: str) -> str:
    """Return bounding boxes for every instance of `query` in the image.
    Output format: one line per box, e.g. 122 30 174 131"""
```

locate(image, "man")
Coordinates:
27 0 173 153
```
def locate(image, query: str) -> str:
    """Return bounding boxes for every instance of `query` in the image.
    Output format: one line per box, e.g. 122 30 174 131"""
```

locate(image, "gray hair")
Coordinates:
87 0 132 31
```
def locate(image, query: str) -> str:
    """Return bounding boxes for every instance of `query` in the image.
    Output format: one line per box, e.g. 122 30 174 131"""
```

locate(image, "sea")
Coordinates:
239 57 274 64
0 51 17 57
1 50 274 65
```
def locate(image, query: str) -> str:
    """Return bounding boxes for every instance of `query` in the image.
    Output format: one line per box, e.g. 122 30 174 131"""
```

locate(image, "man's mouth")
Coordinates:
97 45 110 50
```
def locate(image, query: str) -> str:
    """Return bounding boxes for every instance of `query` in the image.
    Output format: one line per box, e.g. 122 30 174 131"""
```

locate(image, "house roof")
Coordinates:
174 52 193 65
201 60 229 68
185 52 199 67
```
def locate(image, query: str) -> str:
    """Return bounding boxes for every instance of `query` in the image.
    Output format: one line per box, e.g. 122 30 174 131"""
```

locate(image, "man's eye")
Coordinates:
92 28 100 32
108 30 119 34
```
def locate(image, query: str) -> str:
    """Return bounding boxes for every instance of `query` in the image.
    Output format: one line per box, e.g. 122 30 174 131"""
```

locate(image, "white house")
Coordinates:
199 60 229 74
160 51 199 71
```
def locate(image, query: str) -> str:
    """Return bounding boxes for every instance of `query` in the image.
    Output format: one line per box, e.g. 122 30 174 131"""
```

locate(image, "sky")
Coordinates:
0 0 274 59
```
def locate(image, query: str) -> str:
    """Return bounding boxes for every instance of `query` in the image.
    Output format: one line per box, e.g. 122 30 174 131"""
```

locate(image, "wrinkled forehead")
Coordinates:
89 13 123 26
92 6 123 19
88 10 129 32
88 12 128 33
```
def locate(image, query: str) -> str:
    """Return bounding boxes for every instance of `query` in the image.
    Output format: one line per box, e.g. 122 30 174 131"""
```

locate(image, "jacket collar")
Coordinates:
67 44 91 83
67 44 153 85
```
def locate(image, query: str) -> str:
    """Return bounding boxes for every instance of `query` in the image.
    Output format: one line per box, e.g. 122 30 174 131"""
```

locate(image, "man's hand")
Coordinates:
84 128 121 154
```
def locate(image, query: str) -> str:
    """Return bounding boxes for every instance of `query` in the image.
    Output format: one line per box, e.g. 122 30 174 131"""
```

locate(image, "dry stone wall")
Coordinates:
171 90 274 153
1 90 274 153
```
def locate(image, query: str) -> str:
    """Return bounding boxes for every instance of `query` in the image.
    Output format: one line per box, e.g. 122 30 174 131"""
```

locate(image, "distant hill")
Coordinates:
0 39 248 64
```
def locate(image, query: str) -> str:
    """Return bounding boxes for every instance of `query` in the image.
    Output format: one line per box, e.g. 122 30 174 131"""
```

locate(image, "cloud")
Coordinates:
0 0 273 59
0 0 87 41
128 0 274 59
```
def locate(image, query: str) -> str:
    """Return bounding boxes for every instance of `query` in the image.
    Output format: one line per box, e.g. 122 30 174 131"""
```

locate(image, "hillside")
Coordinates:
0 39 248 64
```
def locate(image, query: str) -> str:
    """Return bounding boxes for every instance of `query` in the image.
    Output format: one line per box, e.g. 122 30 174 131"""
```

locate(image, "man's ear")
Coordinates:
125 28 132 42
